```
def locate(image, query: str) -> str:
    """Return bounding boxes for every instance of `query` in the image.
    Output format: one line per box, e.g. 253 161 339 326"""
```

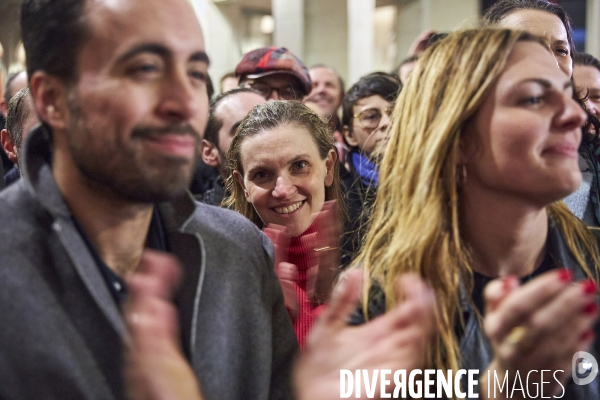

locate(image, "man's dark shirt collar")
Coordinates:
73 206 169 305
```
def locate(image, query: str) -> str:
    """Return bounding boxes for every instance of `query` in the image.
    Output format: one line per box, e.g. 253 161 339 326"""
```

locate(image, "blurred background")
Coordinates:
0 0 597 90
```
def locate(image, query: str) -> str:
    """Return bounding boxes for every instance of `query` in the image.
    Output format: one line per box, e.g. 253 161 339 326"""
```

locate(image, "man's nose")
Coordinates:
157 69 203 121
378 110 391 131
267 88 281 101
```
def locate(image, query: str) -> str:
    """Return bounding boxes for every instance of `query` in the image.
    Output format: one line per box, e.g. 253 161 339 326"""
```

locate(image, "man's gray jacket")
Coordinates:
0 126 298 399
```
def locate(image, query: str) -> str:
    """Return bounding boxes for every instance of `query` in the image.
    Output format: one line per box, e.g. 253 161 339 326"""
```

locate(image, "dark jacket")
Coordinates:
340 149 377 267
189 158 220 197
578 139 600 226
0 126 298 400
199 175 225 207
350 219 600 399
3 165 19 188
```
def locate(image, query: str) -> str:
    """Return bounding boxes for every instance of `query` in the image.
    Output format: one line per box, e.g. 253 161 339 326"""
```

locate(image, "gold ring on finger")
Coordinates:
314 246 338 252
507 326 527 346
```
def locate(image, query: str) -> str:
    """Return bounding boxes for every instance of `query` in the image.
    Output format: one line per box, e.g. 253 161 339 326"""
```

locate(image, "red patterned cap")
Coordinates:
235 47 312 96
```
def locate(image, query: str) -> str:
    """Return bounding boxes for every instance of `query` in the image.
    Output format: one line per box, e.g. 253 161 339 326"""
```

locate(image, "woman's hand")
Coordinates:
276 261 300 318
264 225 301 317
305 200 342 304
265 202 342 306
264 224 290 267
482 269 598 399
294 269 437 400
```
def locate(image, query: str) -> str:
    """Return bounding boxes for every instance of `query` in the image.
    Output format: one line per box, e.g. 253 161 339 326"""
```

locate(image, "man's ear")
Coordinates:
342 125 358 147
29 71 69 131
1 129 17 164
324 148 337 187
201 139 220 167
233 170 250 201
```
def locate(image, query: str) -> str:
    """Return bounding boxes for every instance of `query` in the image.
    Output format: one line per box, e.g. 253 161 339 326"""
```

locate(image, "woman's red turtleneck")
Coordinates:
285 222 327 348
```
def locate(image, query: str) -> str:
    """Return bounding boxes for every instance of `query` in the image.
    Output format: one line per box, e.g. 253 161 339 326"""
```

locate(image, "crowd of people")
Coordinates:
0 0 599 399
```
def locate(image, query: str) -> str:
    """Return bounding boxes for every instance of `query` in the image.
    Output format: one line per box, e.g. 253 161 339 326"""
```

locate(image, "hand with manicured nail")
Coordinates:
294 269 437 400
481 269 598 399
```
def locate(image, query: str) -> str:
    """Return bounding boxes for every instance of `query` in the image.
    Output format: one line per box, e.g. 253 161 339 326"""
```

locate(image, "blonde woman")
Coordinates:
354 28 600 399
483 0 600 228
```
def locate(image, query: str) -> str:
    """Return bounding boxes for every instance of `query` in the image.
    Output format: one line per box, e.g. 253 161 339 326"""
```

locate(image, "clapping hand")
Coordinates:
123 250 203 400
122 251 438 400
294 269 437 400
264 224 300 318
304 200 342 303
482 269 598 398
265 200 342 308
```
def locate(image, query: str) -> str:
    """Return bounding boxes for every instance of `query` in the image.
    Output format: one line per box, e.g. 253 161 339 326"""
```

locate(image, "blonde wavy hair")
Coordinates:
358 28 600 379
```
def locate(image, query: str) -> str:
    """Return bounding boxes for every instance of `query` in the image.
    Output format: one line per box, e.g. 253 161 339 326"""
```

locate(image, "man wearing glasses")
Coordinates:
235 47 311 101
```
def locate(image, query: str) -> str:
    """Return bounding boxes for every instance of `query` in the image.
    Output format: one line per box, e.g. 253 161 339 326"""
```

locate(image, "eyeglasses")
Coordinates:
353 107 393 130
243 80 303 101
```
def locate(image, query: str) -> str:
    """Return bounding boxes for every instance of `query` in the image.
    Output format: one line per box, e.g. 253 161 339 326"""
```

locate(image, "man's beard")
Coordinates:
66 92 200 203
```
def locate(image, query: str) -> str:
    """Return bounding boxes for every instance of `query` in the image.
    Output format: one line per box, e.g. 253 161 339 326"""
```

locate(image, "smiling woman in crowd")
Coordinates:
484 0 600 227
574 52 600 119
223 100 345 348
353 28 600 399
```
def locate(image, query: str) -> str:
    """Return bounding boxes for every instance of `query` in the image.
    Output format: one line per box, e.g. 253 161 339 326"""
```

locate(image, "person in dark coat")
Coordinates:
339 72 401 266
